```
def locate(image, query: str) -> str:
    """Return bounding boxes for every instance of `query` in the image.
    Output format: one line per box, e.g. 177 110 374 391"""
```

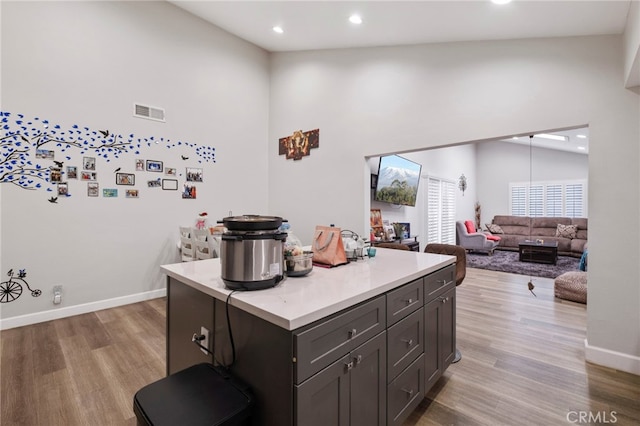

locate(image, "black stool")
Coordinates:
133 363 253 426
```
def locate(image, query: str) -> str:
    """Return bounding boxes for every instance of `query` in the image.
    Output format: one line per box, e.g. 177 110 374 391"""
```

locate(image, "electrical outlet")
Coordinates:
53 285 62 305
200 326 210 355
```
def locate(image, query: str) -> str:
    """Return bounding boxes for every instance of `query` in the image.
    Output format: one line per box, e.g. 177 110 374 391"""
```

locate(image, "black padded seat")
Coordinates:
133 363 253 426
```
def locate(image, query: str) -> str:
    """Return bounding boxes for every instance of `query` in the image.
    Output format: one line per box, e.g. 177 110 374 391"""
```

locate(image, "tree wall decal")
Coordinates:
0 111 215 192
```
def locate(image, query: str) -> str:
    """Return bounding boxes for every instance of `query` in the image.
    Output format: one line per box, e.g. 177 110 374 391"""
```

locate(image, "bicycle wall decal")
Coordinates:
1 269 42 303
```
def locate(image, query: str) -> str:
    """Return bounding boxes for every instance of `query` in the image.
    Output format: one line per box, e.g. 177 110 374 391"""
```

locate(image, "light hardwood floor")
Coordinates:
1 269 638 425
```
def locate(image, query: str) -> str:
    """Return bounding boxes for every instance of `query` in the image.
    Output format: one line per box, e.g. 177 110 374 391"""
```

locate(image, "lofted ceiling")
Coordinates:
168 0 632 53
167 1 634 155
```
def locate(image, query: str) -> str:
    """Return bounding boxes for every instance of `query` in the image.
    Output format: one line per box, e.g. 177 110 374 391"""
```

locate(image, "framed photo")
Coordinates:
370 209 383 228
103 188 118 197
84 156 96 170
88 182 99 197
36 149 55 159
50 167 62 182
186 167 203 182
148 178 161 188
57 182 68 196
135 159 145 171
116 173 135 185
66 166 78 179
162 179 178 190
146 160 163 172
81 171 97 181
182 183 196 199
165 167 176 176
126 189 139 198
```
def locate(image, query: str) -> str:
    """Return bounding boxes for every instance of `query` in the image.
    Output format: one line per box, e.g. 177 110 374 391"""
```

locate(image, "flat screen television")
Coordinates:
374 154 422 207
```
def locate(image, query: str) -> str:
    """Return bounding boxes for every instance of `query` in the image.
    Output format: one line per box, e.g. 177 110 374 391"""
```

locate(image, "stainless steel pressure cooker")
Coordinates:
219 215 287 291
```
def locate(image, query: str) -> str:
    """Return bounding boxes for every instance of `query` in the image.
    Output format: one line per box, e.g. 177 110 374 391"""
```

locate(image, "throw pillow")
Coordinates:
464 220 476 233
556 224 577 239
485 223 504 234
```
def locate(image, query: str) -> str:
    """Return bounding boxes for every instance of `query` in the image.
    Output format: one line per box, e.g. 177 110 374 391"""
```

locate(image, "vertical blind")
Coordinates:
426 176 456 244
509 180 586 218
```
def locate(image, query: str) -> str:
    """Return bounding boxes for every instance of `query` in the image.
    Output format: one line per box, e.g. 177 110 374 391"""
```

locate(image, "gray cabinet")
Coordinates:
424 285 456 392
166 277 214 375
295 296 386 383
166 262 456 425
296 331 387 426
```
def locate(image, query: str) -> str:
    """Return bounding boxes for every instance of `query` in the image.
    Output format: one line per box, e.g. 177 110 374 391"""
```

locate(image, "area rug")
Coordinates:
466 250 580 279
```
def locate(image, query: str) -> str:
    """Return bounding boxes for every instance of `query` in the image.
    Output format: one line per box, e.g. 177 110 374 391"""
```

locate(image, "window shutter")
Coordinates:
425 177 456 244
546 184 563 216
565 183 584 217
509 180 586 218
510 185 526 216
529 185 544 217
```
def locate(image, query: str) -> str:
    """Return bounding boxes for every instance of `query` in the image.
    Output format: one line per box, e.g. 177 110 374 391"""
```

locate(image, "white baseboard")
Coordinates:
585 339 640 375
0 288 166 330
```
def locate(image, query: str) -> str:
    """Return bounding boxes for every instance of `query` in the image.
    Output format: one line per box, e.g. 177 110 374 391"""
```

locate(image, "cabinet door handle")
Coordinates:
401 338 413 347
348 328 357 339
354 354 363 365
437 279 446 285
405 298 413 305
401 388 414 398
345 361 354 371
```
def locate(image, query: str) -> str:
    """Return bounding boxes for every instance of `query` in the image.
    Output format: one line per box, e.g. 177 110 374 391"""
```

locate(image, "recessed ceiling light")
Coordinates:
512 136 519 140
491 0 512 4
576 134 587 139
349 14 362 24
577 146 586 150
535 133 568 142
272 26 284 34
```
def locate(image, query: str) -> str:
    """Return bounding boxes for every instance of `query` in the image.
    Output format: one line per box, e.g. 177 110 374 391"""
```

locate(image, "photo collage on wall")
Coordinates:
39 152 205 200
0 111 217 202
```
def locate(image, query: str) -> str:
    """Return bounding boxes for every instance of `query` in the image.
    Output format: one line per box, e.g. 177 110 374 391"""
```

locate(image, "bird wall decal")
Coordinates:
48 196 58 203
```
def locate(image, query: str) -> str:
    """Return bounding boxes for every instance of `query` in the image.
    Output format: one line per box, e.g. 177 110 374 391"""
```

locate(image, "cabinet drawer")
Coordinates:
424 264 455 300
387 307 424 382
294 296 386 384
387 353 425 426
386 277 423 326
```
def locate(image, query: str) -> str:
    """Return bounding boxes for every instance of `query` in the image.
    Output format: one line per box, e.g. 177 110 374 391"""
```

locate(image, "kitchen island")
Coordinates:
161 248 456 426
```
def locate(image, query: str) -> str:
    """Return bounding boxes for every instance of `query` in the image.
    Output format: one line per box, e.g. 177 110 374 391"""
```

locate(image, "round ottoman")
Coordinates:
554 271 587 304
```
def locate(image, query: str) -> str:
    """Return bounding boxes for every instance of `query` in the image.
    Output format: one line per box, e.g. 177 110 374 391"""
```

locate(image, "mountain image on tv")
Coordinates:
375 155 422 206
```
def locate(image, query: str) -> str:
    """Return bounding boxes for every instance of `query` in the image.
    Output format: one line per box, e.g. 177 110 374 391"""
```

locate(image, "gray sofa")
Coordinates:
488 215 587 258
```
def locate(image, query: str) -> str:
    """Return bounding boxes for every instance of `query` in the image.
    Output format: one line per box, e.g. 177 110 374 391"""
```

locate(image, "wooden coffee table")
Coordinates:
519 240 558 265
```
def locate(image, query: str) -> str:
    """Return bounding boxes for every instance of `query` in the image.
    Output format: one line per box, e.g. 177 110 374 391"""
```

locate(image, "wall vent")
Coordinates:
133 103 165 122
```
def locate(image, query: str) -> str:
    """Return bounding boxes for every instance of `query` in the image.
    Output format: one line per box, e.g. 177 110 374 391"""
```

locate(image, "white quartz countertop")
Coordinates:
160 249 455 331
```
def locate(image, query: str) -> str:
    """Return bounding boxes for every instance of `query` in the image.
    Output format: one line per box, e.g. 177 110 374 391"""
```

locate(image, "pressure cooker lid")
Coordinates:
221 215 285 231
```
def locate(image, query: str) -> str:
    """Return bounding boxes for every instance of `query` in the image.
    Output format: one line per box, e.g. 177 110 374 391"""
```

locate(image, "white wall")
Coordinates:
0 2 270 324
477 141 589 224
623 0 640 89
269 36 639 374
